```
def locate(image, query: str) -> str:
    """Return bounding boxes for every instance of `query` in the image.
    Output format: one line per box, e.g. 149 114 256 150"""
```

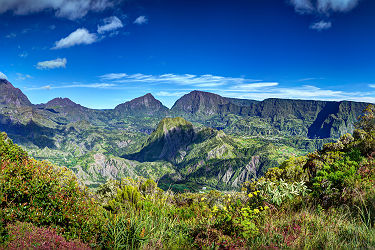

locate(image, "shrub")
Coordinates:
256 179 310 206
0 133 104 244
5 221 90 249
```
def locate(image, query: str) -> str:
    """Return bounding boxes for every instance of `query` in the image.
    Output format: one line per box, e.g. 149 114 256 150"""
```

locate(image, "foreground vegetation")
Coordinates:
1 106 375 248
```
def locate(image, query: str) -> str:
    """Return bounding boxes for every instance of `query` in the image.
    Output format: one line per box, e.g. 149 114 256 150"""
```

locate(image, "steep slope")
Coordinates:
36 97 107 125
125 117 212 163
124 117 305 191
0 79 32 107
171 91 230 116
171 91 369 139
115 93 169 117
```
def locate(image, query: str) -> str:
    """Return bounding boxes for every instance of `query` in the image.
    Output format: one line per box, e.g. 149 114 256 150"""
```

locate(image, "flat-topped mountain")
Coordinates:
171 90 230 116
170 91 369 139
0 79 32 107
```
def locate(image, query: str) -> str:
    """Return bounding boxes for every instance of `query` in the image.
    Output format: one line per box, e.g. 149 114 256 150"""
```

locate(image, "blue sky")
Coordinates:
0 0 374 108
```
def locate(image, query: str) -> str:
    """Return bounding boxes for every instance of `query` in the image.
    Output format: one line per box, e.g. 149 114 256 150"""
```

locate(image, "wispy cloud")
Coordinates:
97 73 375 104
36 58 67 70
310 20 332 31
289 0 360 30
103 73 261 87
231 82 279 90
27 83 117 90
289 0 359 14
297 77 324 82
16 73 32 80
97 16 124 34
18 52 28 58
219 84 375 104
0 0 115 20
100 73 128 80
5 33 16 38
134 16 148 25
53 28 97 49
0 72 8 80
156 91 188 97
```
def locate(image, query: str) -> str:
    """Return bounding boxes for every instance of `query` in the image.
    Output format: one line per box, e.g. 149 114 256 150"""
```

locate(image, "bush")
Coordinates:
0 133 104 244
5 221 90 249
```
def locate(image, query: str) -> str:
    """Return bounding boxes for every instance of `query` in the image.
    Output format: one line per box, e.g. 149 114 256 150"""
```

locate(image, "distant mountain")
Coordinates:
171 90 230 116
35 97 111 126
0 79 32 107
171 91 369 139
115 93 169 117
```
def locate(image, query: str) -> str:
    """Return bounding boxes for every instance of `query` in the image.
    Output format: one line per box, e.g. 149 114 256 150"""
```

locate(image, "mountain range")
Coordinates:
0 79 371 190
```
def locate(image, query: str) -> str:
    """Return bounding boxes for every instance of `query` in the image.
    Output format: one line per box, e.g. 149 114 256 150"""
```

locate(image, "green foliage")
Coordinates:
0 133 104 244
313 151 361 197
256 179 310 206
0 132 27 163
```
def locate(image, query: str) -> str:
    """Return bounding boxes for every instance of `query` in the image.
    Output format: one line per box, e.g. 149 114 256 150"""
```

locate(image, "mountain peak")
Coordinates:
115 93 169 116
171 90 229 116
0 79 32 107
0 78 11 85
46 97 79 107
125 117 196 162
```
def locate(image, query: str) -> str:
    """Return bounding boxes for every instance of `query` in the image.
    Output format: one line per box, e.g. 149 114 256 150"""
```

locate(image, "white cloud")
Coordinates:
97 16 123 34
0 0 115 20
289 0 360 30
297 77 323 82
100 73 128 80
369 84 375 88
217 84 375 104
0 72 8 80
5 33 16 38
19 52 28 58
27 83 117 90
289 0 359 14
156 91 188 97
134 16 148 25
16 73 32 80
290 0 314 13
108 73 261 87
53 28 97 49
232 82 279 90
317 0 359 13
36 58 67 70
310 20 332 31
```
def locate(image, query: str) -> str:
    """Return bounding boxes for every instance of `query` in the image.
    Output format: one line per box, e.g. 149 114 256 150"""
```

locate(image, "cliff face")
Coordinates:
0 79 32 107
171 91 369 139
171 91 230 116
115 93 169 117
